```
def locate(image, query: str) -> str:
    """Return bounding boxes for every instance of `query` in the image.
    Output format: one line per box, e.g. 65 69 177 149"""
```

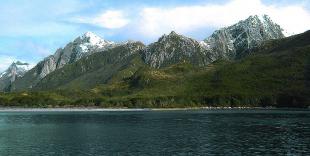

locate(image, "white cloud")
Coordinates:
0 0 87 37
0 56 35 73
75 10 130 29
138 0 310 38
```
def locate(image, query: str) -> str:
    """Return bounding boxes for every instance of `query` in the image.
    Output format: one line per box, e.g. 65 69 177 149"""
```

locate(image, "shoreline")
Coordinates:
0 107 308 112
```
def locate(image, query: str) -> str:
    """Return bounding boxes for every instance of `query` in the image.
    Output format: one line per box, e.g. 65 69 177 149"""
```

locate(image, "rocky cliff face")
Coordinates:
144 31 213 68
144 15 284 68
39 32 115 78
0 61 30 91
33 41 146 90
10 32 115 91
201 15 284 59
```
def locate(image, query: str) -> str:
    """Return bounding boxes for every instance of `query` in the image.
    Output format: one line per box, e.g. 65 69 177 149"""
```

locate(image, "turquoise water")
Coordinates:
0 109 309 155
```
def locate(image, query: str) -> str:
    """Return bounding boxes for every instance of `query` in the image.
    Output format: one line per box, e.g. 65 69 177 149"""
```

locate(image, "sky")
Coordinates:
0 0 310 72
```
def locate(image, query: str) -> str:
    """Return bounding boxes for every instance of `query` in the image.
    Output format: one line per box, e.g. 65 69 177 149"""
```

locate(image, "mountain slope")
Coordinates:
144 15 284 68
33 41 145 90
201 15 284 59
99 30 310 107
40 31 115 78
10 32 115 91
144 31 214 68
0 61 31 91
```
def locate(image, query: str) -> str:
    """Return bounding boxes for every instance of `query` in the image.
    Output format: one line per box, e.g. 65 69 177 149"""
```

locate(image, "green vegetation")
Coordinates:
1 31 310 108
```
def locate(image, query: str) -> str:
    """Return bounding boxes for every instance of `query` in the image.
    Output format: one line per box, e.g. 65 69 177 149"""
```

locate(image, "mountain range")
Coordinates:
0 14 309 108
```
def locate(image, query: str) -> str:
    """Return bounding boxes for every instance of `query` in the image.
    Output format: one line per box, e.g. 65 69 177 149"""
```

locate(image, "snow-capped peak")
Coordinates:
80 31 114 46
0 61 31 81
257 14 268 23
83 31 98 38
82 32 103 44
8 61 31 75
73 31 116 55
157 31 190 44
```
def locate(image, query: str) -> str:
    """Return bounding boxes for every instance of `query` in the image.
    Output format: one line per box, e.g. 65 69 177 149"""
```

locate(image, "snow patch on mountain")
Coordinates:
76 31 115 54
36 31 116 79
0 61 30 82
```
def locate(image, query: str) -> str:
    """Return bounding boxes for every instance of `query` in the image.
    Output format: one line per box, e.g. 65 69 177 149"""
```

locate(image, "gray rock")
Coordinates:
144 31 213 68
10 32 115 91
39 31 115 78
201 15 284 59
0 61 30 91
145 15 284 68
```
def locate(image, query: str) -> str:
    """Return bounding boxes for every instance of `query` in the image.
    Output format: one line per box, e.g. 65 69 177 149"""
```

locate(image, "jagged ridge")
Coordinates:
201 15 284 59
10 32 115 91
144 31 214 68
8 15 285 91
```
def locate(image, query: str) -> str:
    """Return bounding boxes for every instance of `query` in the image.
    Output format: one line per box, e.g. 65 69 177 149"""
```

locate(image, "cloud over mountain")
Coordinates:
137 0 310 38
74 10 130 29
